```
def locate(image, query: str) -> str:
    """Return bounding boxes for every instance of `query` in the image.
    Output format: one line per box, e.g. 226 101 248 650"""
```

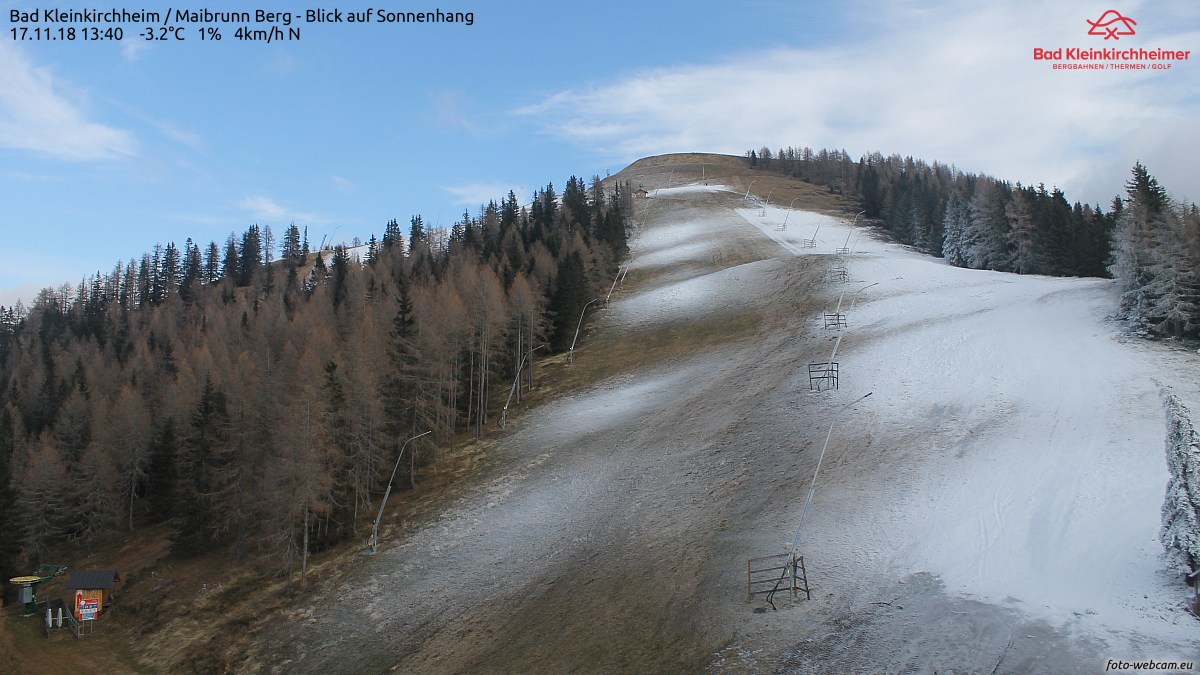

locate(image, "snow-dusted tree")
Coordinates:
941 192 969 266
1161 395 1200 581
964 179 1010 270
1142 206 1200 339
1006 186 1038 274
1110 163 1170 329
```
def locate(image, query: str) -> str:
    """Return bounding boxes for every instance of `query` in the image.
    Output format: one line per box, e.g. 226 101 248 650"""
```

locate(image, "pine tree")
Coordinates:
941 192 969 266
1161 395 1200 577
380 277 424 452
366 234 379 266
549 251 590 352
239 225 264 287
282 223 302 267
1006 186 1038 274
205 242 222 284
162 242 182 298
17 432 67 561
409 215 426 249
1144 206 1200 338
382 218 402 249
330 246 351 308
318 360 355 546
0 405 23 578
965 180 1011 270
222 234 239 281
173 377 233 554
71 440 118 545
182 239 202 300
1110 163 1171 330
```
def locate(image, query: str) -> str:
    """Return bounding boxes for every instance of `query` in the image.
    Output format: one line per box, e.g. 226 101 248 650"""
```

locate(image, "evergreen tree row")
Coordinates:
748 147 1200 338
1109 163 1200 338
747 146 1113 277
0 175 632 585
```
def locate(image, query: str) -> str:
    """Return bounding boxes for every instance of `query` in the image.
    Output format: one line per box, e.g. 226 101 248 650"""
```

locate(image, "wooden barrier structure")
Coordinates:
747 553 811 609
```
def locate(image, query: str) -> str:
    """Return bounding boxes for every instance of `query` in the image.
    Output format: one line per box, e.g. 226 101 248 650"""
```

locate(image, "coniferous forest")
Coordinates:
746 147 1200 336
0 176 631 584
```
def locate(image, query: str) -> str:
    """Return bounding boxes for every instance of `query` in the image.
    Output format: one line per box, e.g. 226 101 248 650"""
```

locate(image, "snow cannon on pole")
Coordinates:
368 430 431 555
568 298 599 366
781 197 803 231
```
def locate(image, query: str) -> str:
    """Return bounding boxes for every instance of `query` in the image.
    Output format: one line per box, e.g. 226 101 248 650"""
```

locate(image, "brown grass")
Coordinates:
609 152 861 215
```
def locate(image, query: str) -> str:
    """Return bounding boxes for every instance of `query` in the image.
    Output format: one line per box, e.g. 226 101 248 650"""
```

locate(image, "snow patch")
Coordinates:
645 183 735 198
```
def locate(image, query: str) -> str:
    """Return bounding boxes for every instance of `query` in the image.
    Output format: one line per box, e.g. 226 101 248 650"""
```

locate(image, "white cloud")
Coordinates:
4 170 58 182
154 121 204 153
238 195 321 224
0 42 136 161
112 101 205 153
429 89 477 132
240 195 288 220
331 175 355 192
519 1 1199 206
261 49 297 76
121 41 150 62
444 182 527 207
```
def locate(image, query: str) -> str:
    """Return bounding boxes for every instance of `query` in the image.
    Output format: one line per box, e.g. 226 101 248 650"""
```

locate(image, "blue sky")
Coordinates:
1 0 1197 306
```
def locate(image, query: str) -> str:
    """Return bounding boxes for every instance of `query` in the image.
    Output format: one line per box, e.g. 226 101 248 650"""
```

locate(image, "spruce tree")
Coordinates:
238 225 264 286
549 251 590 352
173 377 233 554
1110 163 1170 330
0 405 22 578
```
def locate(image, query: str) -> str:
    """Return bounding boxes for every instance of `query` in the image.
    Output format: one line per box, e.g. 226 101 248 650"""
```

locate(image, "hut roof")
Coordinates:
65 570 120 590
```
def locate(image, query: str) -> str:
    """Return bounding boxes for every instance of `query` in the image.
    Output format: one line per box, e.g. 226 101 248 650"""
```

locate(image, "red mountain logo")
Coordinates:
1087 10 1136 40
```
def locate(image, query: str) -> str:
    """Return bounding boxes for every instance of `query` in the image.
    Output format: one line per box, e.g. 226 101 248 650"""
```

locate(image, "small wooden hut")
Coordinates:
64 570 120 617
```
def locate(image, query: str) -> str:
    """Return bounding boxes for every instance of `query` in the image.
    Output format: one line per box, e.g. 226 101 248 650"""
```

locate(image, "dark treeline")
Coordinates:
0 175 632 586
747 146 1200 338
747 146 1112 277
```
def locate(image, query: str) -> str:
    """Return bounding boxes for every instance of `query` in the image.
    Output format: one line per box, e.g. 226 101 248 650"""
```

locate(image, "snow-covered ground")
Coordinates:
734 193 1200 654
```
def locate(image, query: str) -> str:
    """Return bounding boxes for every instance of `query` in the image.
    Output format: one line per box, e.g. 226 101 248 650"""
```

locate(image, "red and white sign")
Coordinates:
79 598 99 620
